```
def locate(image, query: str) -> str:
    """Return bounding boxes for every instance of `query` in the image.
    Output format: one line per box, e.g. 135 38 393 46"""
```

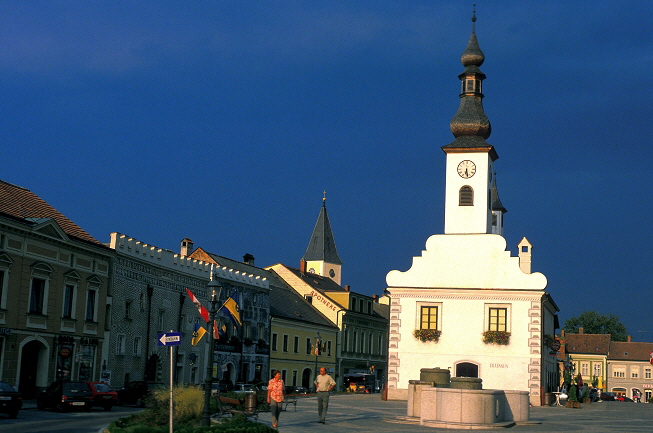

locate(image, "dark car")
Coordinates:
37 381 92 412
211 380 235 397
616 395 633 402
87 382 118 410
600 392 616 401
117 381 166 407
0 381 22 418
285 385 309 395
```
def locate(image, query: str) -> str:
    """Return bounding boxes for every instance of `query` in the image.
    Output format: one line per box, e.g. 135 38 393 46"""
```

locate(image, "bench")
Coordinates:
217 396 259 420
282 397 298 411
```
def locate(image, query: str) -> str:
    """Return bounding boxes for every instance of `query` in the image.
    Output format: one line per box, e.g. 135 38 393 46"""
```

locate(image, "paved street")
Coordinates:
0 401 142 433
256 394 653 432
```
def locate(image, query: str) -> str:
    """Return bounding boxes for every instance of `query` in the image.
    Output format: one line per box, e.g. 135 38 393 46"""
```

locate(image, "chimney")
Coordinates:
561 330 565 338
180 238 193 256
299 259 307 274
243 253 255 266
578 327 584 335
627 335 632 342
345 285 350 292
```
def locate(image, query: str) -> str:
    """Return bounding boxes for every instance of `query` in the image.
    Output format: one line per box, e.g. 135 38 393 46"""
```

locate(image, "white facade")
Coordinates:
443 151 495 234
385 234 558 407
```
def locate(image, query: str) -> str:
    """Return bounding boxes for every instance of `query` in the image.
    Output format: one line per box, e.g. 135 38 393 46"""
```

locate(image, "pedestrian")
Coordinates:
267 370 285 429
314 367 336 424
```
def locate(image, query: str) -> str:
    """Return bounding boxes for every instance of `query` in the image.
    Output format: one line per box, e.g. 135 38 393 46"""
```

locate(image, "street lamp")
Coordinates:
202 275 222 426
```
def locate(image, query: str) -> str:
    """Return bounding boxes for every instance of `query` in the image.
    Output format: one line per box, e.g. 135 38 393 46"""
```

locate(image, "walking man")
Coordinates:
314 367 336 424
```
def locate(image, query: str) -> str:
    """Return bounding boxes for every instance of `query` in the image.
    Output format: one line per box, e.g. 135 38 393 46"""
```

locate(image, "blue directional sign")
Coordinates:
158 332 182 346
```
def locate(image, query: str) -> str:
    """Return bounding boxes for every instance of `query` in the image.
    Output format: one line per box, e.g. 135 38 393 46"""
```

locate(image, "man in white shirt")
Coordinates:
314 367 336 424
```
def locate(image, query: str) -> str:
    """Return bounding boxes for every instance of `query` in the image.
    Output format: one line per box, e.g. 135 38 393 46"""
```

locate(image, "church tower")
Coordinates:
302 192 343 285
442 10 501 234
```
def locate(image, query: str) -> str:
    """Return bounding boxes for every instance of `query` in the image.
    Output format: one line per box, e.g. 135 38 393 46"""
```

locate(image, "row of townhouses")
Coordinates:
0 179 388 398
558 329 653 402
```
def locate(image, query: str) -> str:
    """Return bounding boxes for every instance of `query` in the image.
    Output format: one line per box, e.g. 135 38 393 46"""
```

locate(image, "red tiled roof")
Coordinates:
609 342 653 361
0 179 101 245
563 334 611 355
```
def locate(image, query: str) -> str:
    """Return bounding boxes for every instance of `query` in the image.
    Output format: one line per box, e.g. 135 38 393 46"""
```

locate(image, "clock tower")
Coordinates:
302 192 343 285
442 11 501 235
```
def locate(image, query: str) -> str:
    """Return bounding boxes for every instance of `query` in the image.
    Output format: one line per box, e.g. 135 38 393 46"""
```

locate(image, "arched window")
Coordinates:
456 362 479 378
459 186 474 206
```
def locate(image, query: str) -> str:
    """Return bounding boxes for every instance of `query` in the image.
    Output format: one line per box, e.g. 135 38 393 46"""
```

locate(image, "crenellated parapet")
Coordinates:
109 232 268 288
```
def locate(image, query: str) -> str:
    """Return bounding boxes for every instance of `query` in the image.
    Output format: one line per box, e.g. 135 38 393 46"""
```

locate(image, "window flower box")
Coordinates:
482 331 511 345
414 329 441 342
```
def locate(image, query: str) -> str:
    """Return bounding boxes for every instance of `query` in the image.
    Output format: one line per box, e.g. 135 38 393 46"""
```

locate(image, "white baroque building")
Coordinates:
385 16 559 407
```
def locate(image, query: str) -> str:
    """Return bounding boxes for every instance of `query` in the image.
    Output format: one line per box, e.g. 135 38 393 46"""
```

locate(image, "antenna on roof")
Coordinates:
323 190 327 206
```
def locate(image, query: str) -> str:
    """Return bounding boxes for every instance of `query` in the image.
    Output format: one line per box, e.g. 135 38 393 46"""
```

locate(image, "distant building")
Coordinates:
267 273 338 389
108 234 270 388
187 248 271 384
558 329 610 391
606 339 653 401
267 197 388 390
384 17 559 406
0 180 112 397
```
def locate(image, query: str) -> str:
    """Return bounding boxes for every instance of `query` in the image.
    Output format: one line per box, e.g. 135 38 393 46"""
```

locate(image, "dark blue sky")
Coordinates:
2 2 652 340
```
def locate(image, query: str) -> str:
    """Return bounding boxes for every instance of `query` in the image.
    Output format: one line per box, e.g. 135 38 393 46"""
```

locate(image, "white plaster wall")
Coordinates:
392 290 540 391
386 233 552 400
387 234 546 290
444 152 493 234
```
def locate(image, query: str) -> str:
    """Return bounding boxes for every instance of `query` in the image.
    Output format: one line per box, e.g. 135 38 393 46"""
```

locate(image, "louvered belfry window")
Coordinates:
459 186 474 206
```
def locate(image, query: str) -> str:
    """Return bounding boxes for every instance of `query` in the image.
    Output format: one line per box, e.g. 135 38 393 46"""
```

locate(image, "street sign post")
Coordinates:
158 332 182 346
158 332 182 433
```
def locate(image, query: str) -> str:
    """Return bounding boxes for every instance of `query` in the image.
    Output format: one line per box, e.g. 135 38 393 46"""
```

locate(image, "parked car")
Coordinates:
37 381 92 412
87 382 118 410
117 381 166 407
600 392 616 401
285 385 309 395
616 395 633 402
0 381 22 419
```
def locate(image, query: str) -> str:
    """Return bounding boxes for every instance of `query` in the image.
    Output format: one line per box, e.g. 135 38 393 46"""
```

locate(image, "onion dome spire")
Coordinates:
443 6 496 159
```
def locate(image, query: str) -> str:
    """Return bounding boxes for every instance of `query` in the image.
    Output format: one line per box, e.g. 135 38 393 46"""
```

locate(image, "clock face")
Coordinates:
457 160 476 179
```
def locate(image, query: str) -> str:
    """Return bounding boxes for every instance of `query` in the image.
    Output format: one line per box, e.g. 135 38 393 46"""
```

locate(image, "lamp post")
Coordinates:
202 276 222 426
314 332 321 390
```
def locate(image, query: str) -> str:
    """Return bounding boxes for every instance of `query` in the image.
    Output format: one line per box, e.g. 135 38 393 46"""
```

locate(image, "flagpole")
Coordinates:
202 272 222 427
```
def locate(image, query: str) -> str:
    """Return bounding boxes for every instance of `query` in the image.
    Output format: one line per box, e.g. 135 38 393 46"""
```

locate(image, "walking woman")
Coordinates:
267 370 285 429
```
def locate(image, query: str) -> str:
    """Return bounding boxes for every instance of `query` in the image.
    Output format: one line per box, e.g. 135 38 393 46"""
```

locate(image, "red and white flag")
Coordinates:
650 351 653 365
185 288 209 322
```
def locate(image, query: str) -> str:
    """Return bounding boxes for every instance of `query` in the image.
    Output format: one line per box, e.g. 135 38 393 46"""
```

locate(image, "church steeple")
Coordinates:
442 8 501 235
444 6 496 157
302 191 343 284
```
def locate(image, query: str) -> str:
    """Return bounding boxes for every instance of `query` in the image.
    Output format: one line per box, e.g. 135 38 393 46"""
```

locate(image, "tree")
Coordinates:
563 311 628 341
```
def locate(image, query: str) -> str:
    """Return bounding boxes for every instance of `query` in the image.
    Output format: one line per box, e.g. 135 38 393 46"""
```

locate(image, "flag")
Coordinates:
213 320 220 340
186 288 209 322
218 325 228 340
220 291 242 326
191 323 207 346
314 338 321 356
650 351 653 365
